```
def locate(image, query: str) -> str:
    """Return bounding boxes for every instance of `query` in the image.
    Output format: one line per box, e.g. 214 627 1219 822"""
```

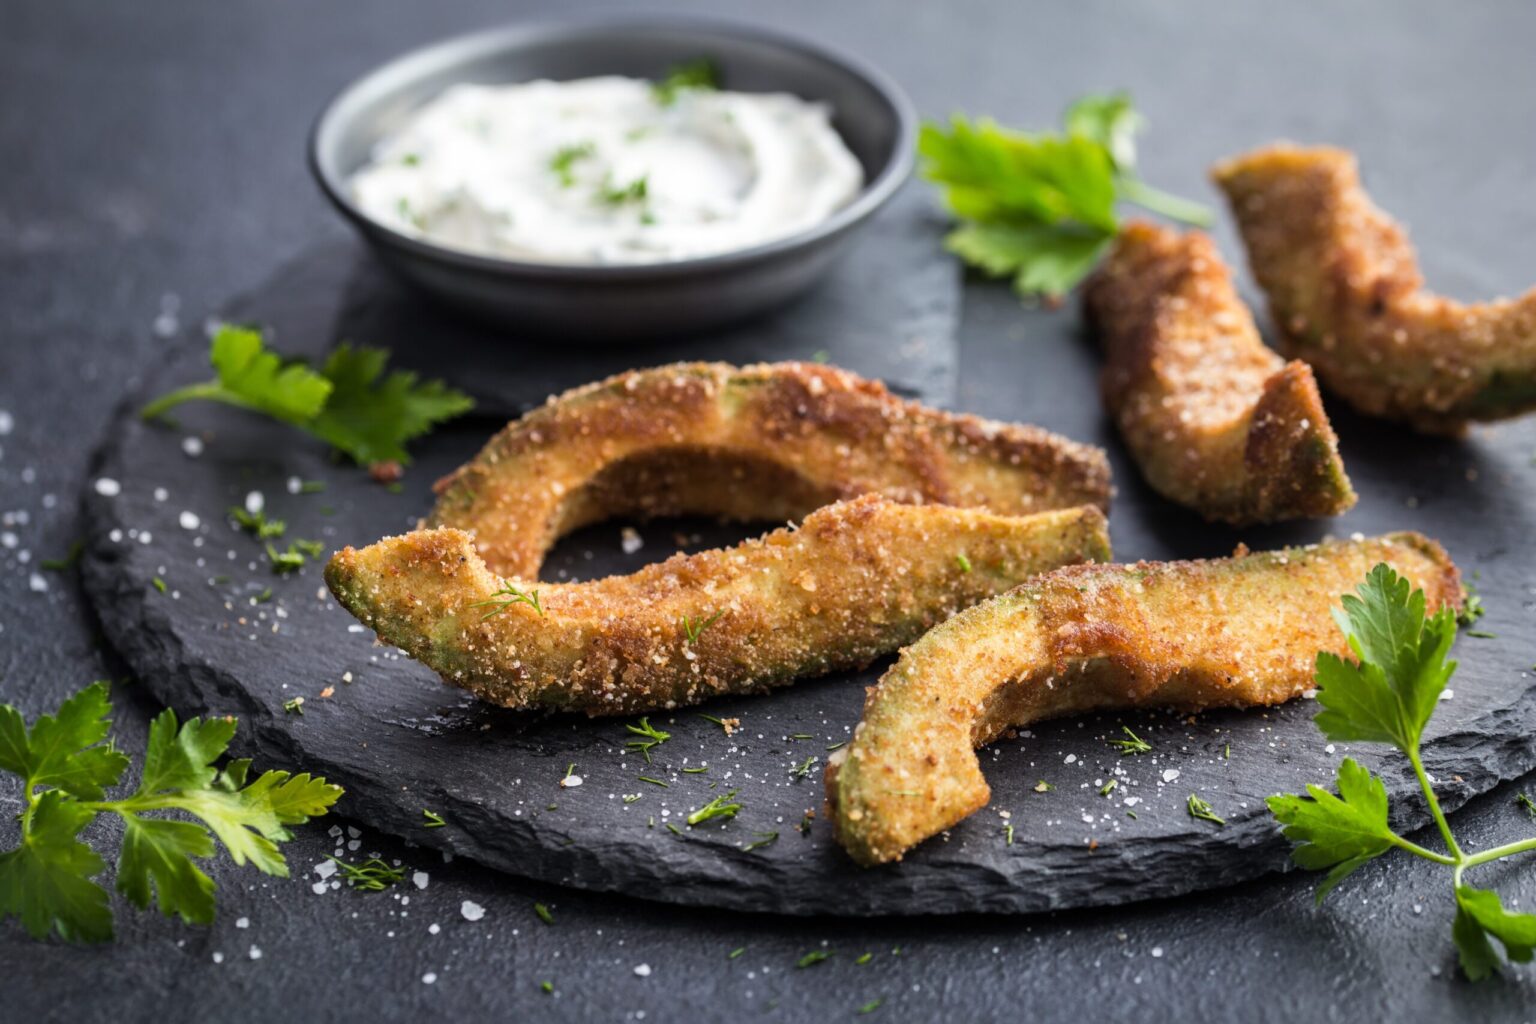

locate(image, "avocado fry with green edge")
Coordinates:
1214 144 1536 433
425 361 1112 580
826 532 1461 866
1083 221 1354 524
326 497 1111 716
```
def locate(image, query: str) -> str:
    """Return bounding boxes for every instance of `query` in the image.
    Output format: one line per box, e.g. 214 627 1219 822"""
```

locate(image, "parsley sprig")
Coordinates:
625 718 671 764
0 682 342 942
1269 565 1536 980
142 326 473 472
919 93 1210 301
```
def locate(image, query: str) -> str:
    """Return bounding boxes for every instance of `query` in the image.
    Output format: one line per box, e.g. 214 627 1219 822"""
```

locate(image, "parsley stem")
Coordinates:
1119 177 1214 228
1388 834 1458 867
1406 745 1465 862
1462 836 1536 868
140 382 248 421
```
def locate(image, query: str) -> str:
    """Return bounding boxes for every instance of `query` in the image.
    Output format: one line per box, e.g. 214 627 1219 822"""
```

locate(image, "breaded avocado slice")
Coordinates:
427 361 1113 579
1084 221 1354 524
327 496 1112 716
1215 144 1536 432
826 533 1461 866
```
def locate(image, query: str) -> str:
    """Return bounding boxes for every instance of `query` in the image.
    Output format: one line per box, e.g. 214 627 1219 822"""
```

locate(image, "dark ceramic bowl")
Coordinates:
309 16 915 342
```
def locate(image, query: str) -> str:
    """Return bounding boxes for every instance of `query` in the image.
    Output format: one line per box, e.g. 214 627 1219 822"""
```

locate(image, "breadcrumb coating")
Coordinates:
426 361 1113 578
326 496 1111 716
1084 221 1354 523
827 532 1460 865
1214 144 1536 432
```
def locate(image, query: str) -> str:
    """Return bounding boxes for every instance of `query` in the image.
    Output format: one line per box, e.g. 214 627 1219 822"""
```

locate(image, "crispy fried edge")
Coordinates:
326 496 1113 716
425 361 1113 579
1084 221 1355 524
825 533 1460 866
1213 144 1536 432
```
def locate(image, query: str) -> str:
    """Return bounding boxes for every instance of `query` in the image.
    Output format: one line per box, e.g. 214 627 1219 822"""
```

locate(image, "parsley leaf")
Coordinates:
309 343 475 467
1267 758 1398 902
1272 564 1536 979
1313 564 1457 752
919 95 1209 301
1455 887 1536 980
0 685 343 942
0 790 112 942
0 681 128 800
142 327 472 472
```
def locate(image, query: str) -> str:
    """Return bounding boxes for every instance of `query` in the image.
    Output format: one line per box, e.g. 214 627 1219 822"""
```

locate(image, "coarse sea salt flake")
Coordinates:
461 900 486 922
413 871 430 889
94 478 121 497
1161 769 1180 782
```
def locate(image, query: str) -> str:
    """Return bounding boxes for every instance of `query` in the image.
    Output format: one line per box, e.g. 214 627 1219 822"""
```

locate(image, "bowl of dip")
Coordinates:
309 16 915 342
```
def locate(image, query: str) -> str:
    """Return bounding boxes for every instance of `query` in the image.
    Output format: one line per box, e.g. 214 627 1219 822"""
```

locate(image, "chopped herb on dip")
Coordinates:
349 76 863 265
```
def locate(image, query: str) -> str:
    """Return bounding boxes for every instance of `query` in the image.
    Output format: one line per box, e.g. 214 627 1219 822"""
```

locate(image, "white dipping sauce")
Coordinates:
349 76 865 264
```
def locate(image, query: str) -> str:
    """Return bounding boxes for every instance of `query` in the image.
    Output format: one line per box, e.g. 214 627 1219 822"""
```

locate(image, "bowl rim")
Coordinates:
307 13 917 282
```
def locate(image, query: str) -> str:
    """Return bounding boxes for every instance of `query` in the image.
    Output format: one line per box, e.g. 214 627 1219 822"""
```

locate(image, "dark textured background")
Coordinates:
5 1 1536 1020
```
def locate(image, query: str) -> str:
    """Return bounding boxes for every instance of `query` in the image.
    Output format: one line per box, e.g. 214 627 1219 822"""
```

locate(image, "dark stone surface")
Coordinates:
77 178 1536 916
8 0 1536 1020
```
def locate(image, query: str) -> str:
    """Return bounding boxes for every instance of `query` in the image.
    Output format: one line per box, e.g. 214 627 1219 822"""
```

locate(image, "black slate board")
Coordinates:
80 218 1536 918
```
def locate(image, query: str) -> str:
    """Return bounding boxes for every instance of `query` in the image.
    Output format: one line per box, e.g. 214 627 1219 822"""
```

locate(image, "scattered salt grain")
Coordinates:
461 901 486 922
1151 946 1164 958
248 945 262 960
236 916 250 929
311 882 328 895
429 923 441 935
94 477 121 497
1161 769 1180 783
560 774 583 788
245 491 264 515
28 573 47 593
620 527 643 554
413 871 430 890
1064 754 1077 764
634 964 652 977
212 952 224 964
0 411 12 435
422 972 437 985
179 511 200 530
181 436 203 457
314 860 338 880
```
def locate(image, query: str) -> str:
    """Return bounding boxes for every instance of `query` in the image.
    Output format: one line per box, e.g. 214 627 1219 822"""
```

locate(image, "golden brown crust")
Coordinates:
326 496 1113 716
1083 221 1354 524
426 362 1113 579
826 533 1461 865
1213 144 1536 432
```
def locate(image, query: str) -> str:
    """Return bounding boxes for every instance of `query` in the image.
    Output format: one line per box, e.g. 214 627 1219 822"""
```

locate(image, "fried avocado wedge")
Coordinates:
826 533 1460 866
326 496 1111 716
1083 222 1355 524
1214 144 1536 432
427 362 1113 579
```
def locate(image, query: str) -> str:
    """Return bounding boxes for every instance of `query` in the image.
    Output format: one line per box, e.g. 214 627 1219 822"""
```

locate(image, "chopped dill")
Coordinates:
1033 780 1054 792
682 766 709 774
622 794 642 804
1004 823 1014 845
652 58 720 106
422 808 446 828
230 505 285 539
743 831 779 852
797 949 832 968
955 552 972 573
152 577 167 593
40 540 84 572
687 790 742 826
534 902 554 925
666 822 684 836
472 581 544 619
791 755 817 779
729 947 746 960
1518 792 1536 820
625 717 671 762
681 608 726 644
282 696 304 715
1108 725 1153 755
1187 793 1225 826
638 775 669 788
855 952 873 965
327 855 405 892
1099 779 1118 796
